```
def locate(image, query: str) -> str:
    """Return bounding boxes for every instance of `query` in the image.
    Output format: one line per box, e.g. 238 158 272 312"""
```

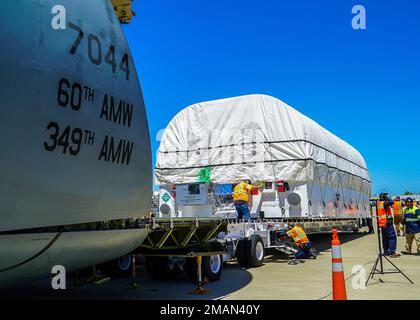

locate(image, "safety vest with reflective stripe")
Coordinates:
377 201 391 228
392 201 403 216
233 182 251 202
287 226 309 247
404 206 420 234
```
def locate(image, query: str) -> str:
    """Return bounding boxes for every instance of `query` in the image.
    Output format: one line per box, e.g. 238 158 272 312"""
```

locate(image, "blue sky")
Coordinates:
123 0 420 195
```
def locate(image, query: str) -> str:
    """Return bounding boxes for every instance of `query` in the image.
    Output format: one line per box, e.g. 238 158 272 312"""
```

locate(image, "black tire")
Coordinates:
100 255 133 277
145 256 182 281
245 234 265 267
236 239 249 267
203 255 223 282
185 255 223 282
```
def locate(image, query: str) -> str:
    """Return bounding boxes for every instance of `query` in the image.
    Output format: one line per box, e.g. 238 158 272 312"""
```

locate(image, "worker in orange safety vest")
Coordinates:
392 196 404 236
377 193 400 257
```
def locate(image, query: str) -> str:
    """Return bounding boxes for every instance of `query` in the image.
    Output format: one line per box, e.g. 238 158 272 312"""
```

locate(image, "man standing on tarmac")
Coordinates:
393 196 404 236
402 198 420 255
377 192 400 258
232 180 258 221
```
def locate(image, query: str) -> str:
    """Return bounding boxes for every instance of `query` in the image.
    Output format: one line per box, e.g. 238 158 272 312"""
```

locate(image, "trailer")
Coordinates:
141 94 372 281
149 181 360 268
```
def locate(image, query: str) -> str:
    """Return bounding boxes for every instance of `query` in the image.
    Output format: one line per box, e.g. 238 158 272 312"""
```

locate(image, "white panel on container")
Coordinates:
176 183 211 206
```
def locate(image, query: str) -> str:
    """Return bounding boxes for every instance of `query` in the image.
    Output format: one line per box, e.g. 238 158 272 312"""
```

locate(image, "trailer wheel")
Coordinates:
145 256 183 281
245 234 265 267
236 239 249 267
100 254 132 277
205 255 223 282
185 255 223 282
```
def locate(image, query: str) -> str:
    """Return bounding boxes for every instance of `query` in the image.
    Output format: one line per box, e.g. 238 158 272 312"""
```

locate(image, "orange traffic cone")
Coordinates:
331 228 347 300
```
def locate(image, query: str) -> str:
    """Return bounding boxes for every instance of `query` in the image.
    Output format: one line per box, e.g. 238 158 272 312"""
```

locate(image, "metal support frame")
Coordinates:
140 251 225 258
202 220 223 241
155 228 174 248
138 218 227 251
181 225 198 247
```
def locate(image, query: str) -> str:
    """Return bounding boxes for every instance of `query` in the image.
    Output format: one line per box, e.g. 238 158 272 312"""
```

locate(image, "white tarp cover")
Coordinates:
155 95 371 190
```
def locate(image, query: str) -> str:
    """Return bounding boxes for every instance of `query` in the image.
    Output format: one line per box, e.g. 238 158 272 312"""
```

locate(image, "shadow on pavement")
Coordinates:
0 263 253 300
311 232 371 253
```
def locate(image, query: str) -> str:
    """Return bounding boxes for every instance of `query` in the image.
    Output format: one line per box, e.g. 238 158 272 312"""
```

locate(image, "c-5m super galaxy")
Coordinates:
0 0 152 286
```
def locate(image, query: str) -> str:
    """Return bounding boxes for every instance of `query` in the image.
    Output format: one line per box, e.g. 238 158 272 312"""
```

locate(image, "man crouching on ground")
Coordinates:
284 223 318 260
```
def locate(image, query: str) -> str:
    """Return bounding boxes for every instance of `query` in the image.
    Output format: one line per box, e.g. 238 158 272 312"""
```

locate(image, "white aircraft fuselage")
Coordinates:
0 0 152 287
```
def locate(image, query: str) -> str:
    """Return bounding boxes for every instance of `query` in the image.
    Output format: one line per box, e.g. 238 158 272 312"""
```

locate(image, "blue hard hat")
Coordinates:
406 197 414 202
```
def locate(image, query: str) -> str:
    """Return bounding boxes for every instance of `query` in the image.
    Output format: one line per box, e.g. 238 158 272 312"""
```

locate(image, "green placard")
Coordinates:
198 167 211 183
161 193 170 203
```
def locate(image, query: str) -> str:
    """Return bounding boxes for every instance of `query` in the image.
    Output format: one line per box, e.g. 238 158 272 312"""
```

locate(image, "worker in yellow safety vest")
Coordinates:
285 224 317 259
232 180 258 220
402 197 420 255
392 196 404 236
